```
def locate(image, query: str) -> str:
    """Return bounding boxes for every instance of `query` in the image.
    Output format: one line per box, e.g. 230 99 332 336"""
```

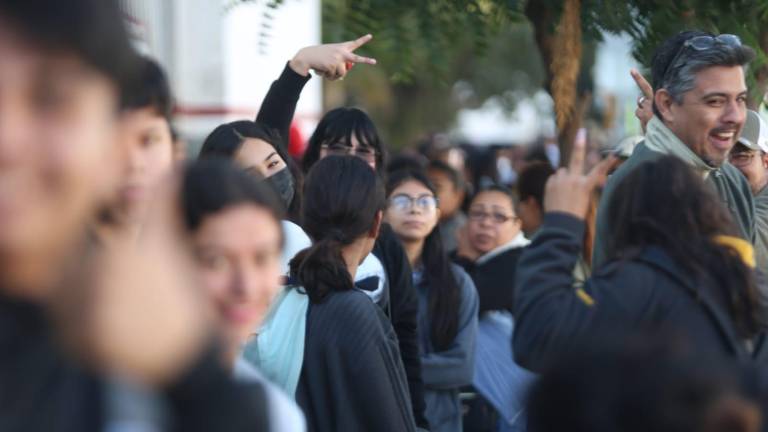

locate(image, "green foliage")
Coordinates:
229 0 546 147
588 0 768 106
231 0 527 82
321 0 527 83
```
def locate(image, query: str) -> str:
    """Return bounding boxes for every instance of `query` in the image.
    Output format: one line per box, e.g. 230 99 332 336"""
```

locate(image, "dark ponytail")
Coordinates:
291 155 385 303
387 169 461 350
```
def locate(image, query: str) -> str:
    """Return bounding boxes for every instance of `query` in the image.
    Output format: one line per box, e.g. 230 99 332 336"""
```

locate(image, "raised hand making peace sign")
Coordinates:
289 34 377 80
544 131 617 219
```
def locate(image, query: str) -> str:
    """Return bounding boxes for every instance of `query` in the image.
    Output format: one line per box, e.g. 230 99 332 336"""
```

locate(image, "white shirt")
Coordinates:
233 357 307 432
280 220 312 276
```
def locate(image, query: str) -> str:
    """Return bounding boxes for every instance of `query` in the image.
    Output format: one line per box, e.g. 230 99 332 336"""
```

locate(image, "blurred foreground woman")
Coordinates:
181 159 306 431
0 1 271 430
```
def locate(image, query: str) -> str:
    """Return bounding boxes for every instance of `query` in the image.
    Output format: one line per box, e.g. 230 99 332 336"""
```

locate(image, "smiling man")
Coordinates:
593 31 756 267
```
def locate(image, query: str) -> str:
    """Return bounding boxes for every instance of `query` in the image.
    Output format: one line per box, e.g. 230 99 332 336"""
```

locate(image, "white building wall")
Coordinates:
122 0 322 152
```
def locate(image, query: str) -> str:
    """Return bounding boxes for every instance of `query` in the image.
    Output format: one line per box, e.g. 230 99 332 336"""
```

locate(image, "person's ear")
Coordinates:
761 152 768 169
369 210 383 239
655 89 676 124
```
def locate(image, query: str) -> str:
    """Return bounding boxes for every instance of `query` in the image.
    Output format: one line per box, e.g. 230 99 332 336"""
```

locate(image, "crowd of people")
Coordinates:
3 1 768 431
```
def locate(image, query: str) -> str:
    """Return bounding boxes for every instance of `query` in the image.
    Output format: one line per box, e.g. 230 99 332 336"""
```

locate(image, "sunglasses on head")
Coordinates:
662 34 742 86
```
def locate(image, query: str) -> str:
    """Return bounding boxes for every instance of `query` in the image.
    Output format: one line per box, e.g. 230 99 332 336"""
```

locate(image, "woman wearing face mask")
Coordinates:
199 121 301 223
181 159 306 432
246 156 417 431
199 121 309 277
384 170 478 432
257 36 427 428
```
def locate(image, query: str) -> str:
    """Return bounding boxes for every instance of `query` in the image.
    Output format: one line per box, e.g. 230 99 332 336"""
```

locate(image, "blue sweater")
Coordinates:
414 265 479 432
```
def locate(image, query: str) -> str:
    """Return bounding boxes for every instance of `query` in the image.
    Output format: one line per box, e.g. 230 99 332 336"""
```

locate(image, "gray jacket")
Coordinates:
593 142 755 267
754 186 768 272
414 265 479 432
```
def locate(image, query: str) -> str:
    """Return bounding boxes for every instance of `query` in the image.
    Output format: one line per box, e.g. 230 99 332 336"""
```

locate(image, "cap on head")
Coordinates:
738 110 768 153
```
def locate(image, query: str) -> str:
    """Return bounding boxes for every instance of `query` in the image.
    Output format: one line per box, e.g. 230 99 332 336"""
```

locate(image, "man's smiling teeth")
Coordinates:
712 132 734 140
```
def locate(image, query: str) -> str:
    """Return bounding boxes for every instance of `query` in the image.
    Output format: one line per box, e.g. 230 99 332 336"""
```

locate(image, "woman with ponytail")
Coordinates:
256 36 427 428
245 155 416 432
385 170 479 432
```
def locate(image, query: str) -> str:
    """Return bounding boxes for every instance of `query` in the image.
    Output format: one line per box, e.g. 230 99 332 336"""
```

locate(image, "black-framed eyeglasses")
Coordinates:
662 34 742 87
321 143 378 163
389 194 438 212
468 209 517 224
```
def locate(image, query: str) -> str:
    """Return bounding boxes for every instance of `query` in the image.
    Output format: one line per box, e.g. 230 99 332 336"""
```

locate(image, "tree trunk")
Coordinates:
527 0 583 167
750 29 768 110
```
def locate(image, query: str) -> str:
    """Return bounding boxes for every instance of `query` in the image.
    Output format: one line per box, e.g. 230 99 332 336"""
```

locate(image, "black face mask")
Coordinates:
266 167 295 211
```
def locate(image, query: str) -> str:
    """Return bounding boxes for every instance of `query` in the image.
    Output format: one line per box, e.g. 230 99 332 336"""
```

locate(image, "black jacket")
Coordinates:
513 213 768 373
297 289 416 432
0 294 269 432
453 246 524 315
256 64 428 428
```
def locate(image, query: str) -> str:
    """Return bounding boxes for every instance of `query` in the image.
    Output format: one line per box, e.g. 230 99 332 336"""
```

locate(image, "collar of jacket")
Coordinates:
634 245 760 359
644 116 717 179
477 232 530 265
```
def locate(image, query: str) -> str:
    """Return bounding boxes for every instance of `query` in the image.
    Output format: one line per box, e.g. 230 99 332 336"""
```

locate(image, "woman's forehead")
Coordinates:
471 191 513 209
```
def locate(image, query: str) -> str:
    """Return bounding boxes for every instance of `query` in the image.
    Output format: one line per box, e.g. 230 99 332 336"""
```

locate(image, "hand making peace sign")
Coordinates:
289 34 377 80
544 132 618 219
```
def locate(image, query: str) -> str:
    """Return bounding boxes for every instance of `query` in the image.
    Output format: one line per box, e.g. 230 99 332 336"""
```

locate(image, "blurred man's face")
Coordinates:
661 66 747 166
428 169 464 220
517 196 543 237
116 107 174 224
0 22 121 295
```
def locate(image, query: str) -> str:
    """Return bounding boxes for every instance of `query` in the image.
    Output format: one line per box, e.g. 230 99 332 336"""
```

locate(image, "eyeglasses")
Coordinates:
729 150 763 165
321 143 378 163
468 209 517 224
389 194 438 212
662 34 742 87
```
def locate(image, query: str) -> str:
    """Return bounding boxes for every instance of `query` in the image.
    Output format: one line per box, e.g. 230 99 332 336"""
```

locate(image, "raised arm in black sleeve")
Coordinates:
255 62 311 150
373 224 428 429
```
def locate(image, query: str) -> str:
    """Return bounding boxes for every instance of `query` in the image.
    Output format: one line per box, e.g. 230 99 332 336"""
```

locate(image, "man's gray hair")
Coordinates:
650 32 755 118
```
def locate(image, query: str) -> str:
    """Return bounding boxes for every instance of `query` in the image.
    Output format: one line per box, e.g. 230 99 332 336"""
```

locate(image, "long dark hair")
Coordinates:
180 158 284 254
290 156 385 303
387 170 460 351
606 156 760 338
198 120 303 224
302 107 387 176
